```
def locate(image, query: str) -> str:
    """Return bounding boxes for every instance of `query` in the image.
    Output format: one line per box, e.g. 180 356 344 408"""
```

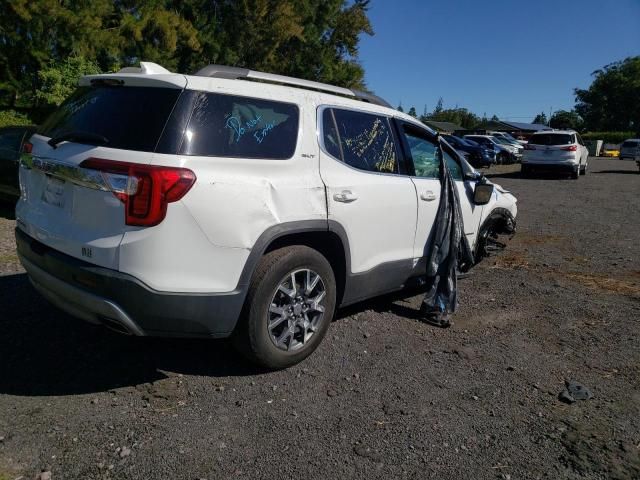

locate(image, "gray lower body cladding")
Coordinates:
15 228 245 338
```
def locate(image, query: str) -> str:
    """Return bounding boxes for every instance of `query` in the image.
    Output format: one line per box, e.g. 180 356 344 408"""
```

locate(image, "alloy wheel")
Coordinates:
267 269 327 351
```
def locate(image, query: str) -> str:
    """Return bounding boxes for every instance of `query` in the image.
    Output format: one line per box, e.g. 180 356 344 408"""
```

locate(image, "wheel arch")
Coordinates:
236 220 351 306
474 207 516 262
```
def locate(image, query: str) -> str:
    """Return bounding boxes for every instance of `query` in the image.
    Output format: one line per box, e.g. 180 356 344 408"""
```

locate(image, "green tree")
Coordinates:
408 106 417 118
575 56 640 131
0 0 200 107
35 56 101 107
433 97 444 114
397 104 404 113
1 0 374 111
172 0 373 88
532 112 548 125
0 110 32 128
426 107 480 129
549 110 583 131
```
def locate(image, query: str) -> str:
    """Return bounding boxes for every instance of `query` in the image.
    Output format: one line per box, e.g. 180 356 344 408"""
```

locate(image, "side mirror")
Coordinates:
464 170 482 181
473 182 494 205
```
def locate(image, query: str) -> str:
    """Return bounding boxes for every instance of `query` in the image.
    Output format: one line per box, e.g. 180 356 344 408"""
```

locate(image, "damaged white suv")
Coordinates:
16 62 517 368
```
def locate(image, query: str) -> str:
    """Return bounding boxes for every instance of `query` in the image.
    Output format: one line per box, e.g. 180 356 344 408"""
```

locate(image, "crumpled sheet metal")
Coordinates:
422 142 474 314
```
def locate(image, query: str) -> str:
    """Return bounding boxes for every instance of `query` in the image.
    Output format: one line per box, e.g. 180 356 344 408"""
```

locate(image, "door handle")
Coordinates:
333 190 358 203
420 190 437 201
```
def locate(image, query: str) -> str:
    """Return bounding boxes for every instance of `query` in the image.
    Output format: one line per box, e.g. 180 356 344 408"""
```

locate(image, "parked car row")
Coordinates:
464 134 523 164
441 135 494 168
596 139 640 162
438 131 525 168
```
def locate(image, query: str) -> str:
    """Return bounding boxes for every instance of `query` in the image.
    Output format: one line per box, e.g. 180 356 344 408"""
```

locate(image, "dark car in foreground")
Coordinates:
442 134 495 168
0 125 37 200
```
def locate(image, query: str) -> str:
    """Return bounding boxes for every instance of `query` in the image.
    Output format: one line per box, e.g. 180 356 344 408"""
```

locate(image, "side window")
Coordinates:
576 134 584 145
324 108 399 174
402 126 463 181
444 150 463 181
322 109 342 160
181 92 299 159
402 129 439 178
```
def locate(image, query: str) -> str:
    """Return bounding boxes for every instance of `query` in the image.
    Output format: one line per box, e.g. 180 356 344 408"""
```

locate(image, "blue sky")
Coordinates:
358 0 640 121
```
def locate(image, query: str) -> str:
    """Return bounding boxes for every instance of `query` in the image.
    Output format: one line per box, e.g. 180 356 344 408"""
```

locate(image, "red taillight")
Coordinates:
524 144 536 150
561 145 578 151
79 158 196 226
22 142 33 154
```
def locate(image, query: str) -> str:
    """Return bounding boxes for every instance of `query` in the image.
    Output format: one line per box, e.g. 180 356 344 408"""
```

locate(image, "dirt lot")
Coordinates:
0 157 639 480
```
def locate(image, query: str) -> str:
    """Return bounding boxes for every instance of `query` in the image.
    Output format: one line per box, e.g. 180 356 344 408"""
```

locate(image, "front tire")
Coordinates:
233 245 336 369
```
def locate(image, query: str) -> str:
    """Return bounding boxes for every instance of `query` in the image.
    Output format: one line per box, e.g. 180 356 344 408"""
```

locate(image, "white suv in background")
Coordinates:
522 130 589 179
16 62 517 368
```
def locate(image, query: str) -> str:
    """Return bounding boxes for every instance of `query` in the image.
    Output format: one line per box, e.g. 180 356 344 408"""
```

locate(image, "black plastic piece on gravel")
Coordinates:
558 380 593 404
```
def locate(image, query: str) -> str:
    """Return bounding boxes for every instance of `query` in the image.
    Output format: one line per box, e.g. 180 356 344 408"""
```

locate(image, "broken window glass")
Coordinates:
326 109 398 174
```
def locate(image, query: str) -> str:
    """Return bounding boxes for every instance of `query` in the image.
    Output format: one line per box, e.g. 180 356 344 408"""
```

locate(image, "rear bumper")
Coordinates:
16 228 245 338
522 160 578 172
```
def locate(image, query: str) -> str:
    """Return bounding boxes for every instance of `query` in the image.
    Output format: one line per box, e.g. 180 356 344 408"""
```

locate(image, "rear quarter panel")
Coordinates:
172 92 326 251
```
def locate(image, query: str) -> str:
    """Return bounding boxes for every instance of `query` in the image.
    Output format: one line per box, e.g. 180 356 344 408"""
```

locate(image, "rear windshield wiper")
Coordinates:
48 131 109 149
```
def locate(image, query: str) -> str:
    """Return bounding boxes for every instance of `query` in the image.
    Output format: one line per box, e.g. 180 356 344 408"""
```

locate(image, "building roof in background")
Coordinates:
498 121 551 132
424 120 464 132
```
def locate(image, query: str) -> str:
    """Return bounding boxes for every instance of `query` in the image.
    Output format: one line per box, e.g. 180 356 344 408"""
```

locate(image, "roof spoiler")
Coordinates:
117 62 171 75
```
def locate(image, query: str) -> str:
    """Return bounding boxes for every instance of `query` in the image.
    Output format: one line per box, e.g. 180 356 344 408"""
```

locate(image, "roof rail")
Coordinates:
192 64 391 108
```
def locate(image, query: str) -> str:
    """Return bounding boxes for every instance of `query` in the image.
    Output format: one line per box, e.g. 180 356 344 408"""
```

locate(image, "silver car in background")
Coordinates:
619 139 640 160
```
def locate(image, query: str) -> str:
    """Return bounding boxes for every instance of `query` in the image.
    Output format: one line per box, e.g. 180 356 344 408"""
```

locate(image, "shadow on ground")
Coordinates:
484 170 577 180
0 200 16 220
0 273 430 397
0 273 264 396
592 170 639 175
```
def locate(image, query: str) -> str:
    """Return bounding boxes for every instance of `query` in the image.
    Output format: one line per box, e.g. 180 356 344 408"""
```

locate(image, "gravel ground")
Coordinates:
0 157 639 480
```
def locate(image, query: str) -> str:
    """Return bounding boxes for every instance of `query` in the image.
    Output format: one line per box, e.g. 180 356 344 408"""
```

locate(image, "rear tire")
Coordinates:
232 245 336 369
580 162 587 175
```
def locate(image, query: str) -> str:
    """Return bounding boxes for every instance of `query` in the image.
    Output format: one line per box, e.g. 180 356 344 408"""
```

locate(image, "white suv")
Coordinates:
522 130 589 179
15 62 517 368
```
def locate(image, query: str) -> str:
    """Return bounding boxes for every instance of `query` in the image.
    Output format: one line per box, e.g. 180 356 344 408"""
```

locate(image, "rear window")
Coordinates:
529 134 574 146
622 141 639 148
180 92 299 159
39 86 181 152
